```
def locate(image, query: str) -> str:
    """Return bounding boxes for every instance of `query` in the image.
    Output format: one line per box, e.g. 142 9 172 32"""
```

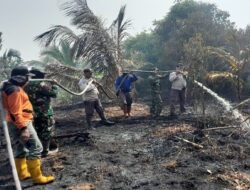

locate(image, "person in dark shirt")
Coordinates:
115 71 138 117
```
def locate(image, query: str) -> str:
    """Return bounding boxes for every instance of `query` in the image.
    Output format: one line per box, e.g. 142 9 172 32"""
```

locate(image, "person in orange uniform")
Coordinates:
1 66 54 184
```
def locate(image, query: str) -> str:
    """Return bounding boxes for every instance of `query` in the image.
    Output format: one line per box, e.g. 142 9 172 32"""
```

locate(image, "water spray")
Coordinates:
194 80 250 130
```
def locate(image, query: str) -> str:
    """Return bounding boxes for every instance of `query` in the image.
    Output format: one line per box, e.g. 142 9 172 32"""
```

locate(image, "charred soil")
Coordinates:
0 102 250 190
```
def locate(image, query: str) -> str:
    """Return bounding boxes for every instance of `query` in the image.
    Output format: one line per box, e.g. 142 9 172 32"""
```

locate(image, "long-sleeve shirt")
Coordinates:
169 72 187 90
24 81 58 116
78 77 99 101
2 82 33 130
115 74 138 93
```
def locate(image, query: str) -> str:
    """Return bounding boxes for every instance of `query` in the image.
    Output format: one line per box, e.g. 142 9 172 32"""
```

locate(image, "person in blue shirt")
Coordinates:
115 71 138 117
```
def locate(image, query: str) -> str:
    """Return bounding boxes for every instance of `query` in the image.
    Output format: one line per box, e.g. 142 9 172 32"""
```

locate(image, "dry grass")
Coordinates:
165 161 179 170
210 171 250 190
153 124 194 137
105 103 150 118
69 183 95 190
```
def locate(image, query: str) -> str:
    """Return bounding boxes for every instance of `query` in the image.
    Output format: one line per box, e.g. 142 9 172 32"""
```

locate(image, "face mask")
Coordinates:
9 75 28 86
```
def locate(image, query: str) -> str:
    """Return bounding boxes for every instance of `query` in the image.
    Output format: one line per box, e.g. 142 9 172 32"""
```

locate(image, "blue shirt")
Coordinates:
115 74 138 93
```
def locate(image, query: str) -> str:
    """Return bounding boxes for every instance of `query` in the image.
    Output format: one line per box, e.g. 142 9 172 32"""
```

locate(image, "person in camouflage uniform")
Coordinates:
148 68 167 117
24 68 58 157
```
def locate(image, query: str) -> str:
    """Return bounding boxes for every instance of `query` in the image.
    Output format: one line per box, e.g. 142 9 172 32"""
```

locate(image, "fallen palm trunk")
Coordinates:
175 136 204 149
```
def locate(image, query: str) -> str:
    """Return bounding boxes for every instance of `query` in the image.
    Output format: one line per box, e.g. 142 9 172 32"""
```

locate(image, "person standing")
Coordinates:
148 68 167 117
78 68 114 128
1 66 54 184
169 63 187 118
24 68 58 158
115 71 138 117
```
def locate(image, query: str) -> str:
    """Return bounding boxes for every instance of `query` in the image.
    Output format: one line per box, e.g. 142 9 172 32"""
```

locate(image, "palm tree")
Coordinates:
41 41 81 68
0 49 22 80
35 0 130 83
206 46 250 101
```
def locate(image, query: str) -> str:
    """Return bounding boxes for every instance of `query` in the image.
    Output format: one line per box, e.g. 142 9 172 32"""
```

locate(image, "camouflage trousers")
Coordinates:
118 92 133 110
33 114 55 142
150 93 163 116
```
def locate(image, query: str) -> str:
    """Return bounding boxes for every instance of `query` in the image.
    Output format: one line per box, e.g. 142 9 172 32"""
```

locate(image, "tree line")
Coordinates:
1 0 249 102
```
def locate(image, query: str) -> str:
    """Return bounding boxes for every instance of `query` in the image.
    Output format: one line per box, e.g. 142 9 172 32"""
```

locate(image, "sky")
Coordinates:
0 0 249 61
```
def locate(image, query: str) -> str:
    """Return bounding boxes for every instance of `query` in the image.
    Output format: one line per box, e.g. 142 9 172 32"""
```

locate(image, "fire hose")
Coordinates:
0 78 94 189
0 94 22 190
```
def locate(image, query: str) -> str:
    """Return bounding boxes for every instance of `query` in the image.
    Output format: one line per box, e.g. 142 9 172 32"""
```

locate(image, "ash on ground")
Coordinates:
0 103 249 190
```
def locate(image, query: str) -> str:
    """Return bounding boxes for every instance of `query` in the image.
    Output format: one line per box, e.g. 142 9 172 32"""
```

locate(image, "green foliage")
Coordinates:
123 32 162 65
123 0 234 73
0 48 22 81
53 88 82 106
154 0 233 69
41 40 86 68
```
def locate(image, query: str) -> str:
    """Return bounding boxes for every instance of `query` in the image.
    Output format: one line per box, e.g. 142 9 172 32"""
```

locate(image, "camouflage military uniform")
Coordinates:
24 81 58 156
148 74 166 117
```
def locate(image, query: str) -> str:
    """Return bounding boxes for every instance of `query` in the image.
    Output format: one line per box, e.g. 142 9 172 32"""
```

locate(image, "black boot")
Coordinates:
180 107 186 113
86 118 93 128
100 119 115 126
49 138 58 151
41 140 50 158
169 112 178 119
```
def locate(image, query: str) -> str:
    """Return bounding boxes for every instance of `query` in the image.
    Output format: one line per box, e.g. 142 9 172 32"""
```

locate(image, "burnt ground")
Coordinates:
0 102 250 190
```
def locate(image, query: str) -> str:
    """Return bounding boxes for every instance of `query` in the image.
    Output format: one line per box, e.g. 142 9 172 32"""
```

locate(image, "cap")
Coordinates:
177 63 183 67
122 70 129 74
154 67 159 72
83 68 92 73
11 66 34 77
30 67 45 79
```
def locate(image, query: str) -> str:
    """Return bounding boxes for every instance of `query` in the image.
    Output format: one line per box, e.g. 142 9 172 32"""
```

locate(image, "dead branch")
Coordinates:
233 97 250 109
203 126 242 131
244 116 250 122
54 132 90 139
175 136 203 149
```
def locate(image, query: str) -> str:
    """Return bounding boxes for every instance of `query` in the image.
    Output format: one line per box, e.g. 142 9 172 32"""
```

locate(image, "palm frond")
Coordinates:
35 0 123 86
206 46 239 70
45 62 83 77
62 0 119 77
35 25 79 47
110 5 131 66
24 60 46 69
